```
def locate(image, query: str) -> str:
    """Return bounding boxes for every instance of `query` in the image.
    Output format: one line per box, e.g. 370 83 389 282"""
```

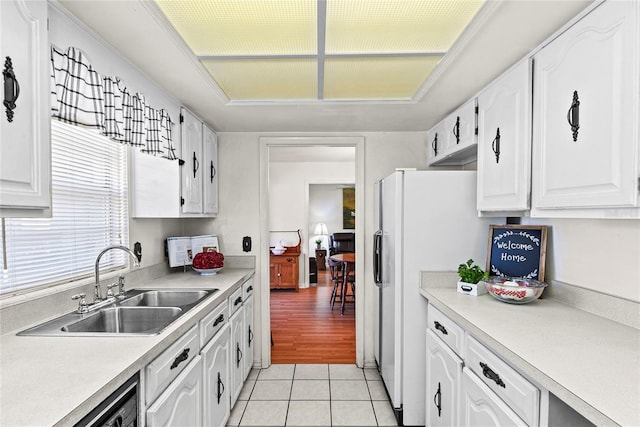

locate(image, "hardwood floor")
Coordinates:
270 270 356 364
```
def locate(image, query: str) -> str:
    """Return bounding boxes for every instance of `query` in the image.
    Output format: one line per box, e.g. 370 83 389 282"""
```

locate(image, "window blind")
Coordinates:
0 120 129 295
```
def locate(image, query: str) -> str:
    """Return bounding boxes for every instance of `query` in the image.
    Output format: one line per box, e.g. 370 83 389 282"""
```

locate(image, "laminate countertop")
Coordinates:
0 268 254 427
420 274 640 427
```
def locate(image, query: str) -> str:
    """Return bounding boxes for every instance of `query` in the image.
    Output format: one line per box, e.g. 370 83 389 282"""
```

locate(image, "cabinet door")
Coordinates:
243 295 254 380
477 59 532 212
532 1 639 210
147 356 203 427
0 0 50 216
426 330 463 427
202 125 218 215
270 261 280 289
440 99 478 165
180 108 203 214
202 326 230 427
460 368 527 427
229 308 244 407
280 258 298 288
426 120 447 166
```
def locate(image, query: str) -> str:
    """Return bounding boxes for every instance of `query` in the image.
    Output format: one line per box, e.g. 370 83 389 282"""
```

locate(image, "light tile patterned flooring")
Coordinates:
227 364 399 427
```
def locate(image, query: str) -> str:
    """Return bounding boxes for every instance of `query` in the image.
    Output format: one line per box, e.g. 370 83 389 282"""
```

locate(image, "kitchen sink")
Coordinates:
119 290 211 308
18 288 218 336
62 307 182 334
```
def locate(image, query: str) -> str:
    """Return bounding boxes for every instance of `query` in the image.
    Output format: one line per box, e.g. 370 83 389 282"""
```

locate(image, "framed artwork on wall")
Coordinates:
343 188 355 229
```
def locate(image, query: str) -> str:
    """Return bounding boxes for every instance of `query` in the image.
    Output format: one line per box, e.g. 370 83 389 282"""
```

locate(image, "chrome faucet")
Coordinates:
94 245 140 302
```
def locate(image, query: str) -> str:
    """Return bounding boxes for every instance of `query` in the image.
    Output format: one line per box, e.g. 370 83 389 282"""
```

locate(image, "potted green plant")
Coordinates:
457 259 489 295
315 239 322 249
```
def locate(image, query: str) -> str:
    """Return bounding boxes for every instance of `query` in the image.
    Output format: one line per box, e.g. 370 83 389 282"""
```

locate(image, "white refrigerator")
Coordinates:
373 170 496 426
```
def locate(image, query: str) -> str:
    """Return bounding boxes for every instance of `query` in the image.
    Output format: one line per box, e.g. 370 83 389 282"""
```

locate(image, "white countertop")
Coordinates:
0 268 254 427
420 280 640 427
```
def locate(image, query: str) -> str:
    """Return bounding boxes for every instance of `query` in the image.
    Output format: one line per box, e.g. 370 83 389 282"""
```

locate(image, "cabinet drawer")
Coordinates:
428 305 464 355
243 278 254 299
465 335 539 426
228 287 243 316
146 325 199 404
461 368 527 427
200 301 228 348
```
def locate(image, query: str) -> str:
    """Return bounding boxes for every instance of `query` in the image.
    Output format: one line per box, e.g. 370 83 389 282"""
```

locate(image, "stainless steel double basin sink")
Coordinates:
18 289 218 336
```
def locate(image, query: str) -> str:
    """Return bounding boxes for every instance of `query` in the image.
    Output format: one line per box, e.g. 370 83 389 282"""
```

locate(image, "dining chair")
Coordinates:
328 258 344 310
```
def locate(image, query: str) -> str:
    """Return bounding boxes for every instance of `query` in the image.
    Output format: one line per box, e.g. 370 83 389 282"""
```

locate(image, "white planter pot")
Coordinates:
456 280 487 296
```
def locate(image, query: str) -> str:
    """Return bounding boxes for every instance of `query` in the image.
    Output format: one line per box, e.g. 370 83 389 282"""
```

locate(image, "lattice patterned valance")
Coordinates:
50 45 177 160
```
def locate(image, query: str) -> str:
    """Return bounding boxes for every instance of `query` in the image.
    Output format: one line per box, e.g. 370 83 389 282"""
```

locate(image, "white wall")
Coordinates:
309 184 354 254
216 131 428 366
521 217 640 302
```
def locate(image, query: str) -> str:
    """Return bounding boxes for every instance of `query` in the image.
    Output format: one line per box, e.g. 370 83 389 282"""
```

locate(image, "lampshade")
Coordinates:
314 223 328 235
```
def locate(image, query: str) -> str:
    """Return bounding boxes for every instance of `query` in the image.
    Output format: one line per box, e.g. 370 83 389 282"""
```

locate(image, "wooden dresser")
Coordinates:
270 244 301 291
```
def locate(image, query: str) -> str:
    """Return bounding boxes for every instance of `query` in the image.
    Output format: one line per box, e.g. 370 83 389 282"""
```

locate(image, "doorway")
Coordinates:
259 137 365 368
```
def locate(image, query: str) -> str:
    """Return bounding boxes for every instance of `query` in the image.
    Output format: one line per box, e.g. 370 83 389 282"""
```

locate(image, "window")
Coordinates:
0 121 129 295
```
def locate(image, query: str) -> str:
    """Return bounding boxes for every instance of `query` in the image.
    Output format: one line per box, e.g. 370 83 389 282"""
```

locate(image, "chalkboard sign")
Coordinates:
486 225 548 281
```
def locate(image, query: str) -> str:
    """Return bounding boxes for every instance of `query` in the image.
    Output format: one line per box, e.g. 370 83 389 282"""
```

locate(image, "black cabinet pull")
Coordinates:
210 161 216 183
480 362 506 388
567 90 580 141
236 342 243 367
248 325 253 347
170 348 190 370
433 382 442 417
432 133 439 156
491 127 501 163
193 151 199 178
234 296 243 306
434 320 448 335
452 116 460 144
246 285 253 293
217 372 225 404
212 313 224 327
3 57 20 122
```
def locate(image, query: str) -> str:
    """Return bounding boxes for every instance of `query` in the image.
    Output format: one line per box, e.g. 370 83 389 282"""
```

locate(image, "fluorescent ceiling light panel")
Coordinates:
201 59 317 100
155 0 316 55
325 0 484 54
324 56 442 100
154 0 484 101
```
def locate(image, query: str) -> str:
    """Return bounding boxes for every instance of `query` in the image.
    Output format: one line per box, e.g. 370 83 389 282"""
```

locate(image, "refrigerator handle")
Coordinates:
373 230 383 286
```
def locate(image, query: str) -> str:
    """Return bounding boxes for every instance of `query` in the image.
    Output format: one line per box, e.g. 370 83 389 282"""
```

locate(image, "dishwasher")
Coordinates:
75 374 139 427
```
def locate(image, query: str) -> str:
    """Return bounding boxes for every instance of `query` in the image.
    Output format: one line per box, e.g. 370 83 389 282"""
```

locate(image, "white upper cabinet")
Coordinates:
531 0 640 217
427 119 446 166
476 59 532 214
180 107 219 216
0 0 50 217
202 125 219 215
427 99 477 167
181 108 204 214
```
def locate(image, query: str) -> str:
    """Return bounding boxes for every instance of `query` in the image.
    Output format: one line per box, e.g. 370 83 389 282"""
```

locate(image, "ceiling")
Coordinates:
153 0 484 102
57 0 592 133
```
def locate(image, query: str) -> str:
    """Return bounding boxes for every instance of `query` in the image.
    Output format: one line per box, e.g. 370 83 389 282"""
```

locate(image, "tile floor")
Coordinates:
227 364 399 427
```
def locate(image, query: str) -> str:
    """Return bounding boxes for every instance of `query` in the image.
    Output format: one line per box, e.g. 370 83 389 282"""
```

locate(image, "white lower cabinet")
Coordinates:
202 325 230 427
426 329 463 427
243 294 254 381
143 277 256 427
229 307 245 407
461 367 527 426
426 303 542 427
147 356 203 426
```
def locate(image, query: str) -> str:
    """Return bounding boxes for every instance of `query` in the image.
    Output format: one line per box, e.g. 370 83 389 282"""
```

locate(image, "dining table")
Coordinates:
328 252 355 314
